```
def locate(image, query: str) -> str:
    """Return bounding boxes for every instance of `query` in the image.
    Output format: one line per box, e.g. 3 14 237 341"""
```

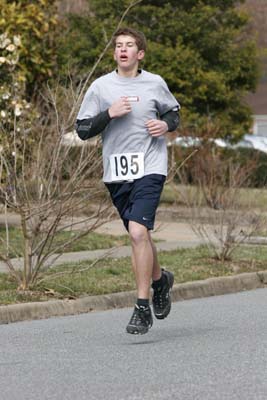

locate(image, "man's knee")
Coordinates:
128 221 149 246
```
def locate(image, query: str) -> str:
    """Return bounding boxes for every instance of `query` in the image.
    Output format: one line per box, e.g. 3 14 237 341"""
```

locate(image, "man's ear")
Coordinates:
137 50 145 61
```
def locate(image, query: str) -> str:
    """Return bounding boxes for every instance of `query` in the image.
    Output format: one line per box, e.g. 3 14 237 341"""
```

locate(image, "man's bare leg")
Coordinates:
126 220 171 334
130 223 162 294
128 221 155 299
148 231 162 281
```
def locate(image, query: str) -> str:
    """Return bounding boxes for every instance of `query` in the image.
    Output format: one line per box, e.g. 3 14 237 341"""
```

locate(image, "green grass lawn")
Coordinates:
1 244 267 305
0 227 130 258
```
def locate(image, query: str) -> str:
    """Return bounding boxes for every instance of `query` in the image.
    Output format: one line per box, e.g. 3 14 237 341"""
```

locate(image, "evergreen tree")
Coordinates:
58 0 260 139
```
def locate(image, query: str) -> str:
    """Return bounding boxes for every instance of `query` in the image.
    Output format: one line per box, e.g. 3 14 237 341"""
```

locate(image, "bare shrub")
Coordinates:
0 96 112 290
169 135 267 261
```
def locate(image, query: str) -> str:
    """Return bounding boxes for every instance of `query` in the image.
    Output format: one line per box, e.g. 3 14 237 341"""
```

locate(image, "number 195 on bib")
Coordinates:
109 152 144 182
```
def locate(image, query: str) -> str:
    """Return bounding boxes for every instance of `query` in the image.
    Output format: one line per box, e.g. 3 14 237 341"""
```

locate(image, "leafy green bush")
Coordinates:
0 31 37 177
0 0 60 94
0 1 63 180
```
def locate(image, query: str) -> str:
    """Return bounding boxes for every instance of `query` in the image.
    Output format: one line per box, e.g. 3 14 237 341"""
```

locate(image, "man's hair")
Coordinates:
112 27 147 51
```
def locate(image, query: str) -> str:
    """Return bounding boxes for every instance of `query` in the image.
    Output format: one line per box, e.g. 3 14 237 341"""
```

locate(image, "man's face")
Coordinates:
113 34 145 71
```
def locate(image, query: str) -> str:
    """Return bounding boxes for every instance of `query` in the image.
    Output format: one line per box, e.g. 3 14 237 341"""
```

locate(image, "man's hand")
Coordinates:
108 97 132 119
145 119 168 137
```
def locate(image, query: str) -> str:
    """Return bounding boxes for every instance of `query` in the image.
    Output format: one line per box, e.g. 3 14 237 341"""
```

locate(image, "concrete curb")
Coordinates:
1 270 267 325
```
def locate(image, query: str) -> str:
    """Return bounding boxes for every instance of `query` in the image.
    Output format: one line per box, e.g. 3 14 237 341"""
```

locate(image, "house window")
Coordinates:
253 116 267 137
257 124 267 137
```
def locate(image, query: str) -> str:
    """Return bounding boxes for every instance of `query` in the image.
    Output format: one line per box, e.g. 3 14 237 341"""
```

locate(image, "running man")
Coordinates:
76 27 180 334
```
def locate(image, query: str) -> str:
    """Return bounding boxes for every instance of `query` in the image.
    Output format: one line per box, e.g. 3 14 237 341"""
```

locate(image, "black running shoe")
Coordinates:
126 304 153 335
152 269 174 319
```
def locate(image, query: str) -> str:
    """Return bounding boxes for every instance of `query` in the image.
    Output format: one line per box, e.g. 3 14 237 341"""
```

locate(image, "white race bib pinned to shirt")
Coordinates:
109 152 144 182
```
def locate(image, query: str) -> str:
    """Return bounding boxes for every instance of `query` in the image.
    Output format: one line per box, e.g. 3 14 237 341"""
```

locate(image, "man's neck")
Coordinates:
116 66 140 78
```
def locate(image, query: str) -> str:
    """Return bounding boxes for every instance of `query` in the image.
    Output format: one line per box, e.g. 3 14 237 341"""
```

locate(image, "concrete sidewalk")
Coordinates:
0 219 204 272
1 217 266 273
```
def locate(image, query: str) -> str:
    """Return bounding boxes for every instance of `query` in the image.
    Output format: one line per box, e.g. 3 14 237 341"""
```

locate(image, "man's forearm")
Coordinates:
160 110 180 132
75 109 111 140
76 108 179 140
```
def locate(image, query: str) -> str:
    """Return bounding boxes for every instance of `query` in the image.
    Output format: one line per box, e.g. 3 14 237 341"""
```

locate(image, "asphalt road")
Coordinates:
1 289 267 400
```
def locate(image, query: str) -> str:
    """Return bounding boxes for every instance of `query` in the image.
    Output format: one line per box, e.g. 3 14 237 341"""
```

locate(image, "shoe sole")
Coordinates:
154 272 174 320
126 320 153 335
126 325 150 335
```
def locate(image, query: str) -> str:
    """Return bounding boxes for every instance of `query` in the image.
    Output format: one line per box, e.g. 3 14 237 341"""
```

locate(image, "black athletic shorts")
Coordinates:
105 174 166 231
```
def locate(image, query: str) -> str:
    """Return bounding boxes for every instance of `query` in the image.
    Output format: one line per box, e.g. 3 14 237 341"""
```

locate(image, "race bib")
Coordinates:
109 152 144 182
